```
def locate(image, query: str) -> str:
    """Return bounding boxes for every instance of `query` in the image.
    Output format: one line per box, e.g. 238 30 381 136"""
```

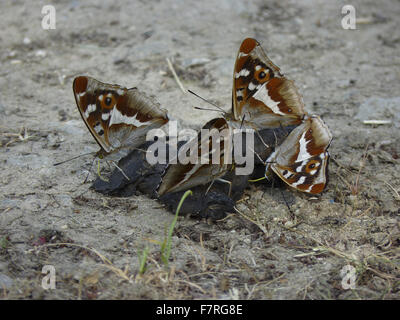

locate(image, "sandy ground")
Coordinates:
0 0 399 299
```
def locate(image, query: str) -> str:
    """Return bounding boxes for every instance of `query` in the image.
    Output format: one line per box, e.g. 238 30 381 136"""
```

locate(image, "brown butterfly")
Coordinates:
73 76 169 160
231 38 333 194
157 117 235 196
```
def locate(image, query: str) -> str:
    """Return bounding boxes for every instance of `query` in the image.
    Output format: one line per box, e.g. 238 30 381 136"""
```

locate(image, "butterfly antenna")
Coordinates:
188 89 226 114
53 152 95 166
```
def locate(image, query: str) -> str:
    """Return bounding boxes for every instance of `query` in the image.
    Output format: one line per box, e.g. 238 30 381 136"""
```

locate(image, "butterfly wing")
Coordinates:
158 118 233 195
232 38 305 128
267 116 332 194
73 76 168 158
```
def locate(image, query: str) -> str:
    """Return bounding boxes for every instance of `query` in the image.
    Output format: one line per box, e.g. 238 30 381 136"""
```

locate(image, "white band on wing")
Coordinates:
109 107 146 127
253 84 285 116
297 131 311 162
84 104 96 119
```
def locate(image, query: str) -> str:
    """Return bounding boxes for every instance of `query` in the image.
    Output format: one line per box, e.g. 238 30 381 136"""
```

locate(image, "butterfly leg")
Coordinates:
83 156 97 183
248 146 266 166
205 178 232 197
255 129 270 150
110 161 130 181
205 179 216 195
216 178 232 197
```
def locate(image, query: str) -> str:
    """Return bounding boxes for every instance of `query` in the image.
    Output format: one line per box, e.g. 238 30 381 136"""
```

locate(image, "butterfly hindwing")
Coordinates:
267 116 332 194
273 152 330 194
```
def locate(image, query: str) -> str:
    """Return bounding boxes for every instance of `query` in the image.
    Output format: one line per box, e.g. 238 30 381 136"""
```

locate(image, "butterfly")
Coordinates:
157 117 235 196
265 115 332 194
73 76 169 160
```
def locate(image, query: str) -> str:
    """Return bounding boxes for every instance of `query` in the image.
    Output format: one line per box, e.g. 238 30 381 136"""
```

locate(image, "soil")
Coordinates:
0 0 399 299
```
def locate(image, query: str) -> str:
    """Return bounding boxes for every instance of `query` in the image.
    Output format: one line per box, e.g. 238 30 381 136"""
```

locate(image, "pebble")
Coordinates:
23 37 31 45
35 50 47 58
6 50 17 58
0 274 14 289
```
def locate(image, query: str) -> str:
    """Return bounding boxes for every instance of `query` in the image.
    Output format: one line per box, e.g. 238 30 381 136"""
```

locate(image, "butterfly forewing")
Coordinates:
73 76 168 159
232 38 305 128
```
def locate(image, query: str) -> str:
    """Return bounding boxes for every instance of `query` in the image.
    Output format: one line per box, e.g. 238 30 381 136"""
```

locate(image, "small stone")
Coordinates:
7 50 17 58
284 220 295 228
0 274 14 289
23 37 31 45
349 195 357 203
243 237 251 245
35 50 47 58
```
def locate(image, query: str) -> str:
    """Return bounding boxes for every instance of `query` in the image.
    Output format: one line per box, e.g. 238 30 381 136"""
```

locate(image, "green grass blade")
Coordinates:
161 190 192 265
